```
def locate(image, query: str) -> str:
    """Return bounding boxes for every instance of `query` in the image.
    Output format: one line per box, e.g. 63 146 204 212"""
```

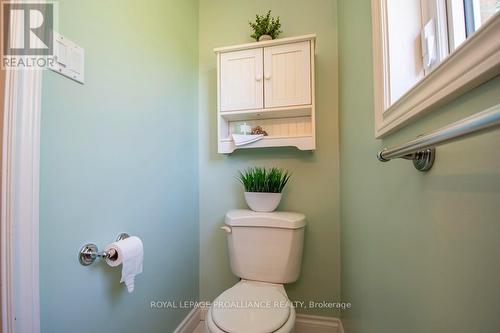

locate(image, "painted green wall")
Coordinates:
198 0 340 316
40 1 199 332
339 1 500 332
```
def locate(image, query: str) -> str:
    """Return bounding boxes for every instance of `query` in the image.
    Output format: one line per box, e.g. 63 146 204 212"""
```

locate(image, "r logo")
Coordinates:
2 2 54 56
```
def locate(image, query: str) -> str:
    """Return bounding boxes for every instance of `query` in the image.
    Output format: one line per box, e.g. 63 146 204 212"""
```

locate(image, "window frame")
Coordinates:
447 0 467 50
372 0 500 138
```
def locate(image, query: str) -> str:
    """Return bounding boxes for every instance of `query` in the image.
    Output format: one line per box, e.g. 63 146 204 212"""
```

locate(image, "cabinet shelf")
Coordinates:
220 105 312 121
219 135 315 154
220 134 313 142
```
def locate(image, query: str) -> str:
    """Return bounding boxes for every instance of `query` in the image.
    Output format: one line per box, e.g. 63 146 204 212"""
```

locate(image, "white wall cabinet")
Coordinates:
215 35 316 154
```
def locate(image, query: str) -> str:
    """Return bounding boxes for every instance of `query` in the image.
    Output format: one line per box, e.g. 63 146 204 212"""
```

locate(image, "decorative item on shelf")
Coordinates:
237 167 291 212
232 123 265 147
249 10 282 41
240 122 252 135
251 126 268 136
232 133 264 146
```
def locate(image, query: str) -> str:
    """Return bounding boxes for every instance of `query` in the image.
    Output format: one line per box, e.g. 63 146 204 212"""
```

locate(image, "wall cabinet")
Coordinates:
215 35 316 154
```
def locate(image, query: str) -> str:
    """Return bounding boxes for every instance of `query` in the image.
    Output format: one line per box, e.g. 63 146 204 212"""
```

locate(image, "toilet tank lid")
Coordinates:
225 209 306 229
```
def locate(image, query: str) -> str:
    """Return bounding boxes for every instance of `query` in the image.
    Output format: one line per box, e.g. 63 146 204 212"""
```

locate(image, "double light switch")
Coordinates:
51 32 85 84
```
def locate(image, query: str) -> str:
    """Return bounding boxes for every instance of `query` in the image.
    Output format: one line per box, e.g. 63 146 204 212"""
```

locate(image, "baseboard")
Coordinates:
173 308 202 333
175 306 345 333
199 305 209 322
295 314 344 333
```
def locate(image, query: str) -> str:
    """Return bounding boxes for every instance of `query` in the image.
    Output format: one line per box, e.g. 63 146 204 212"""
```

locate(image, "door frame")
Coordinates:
1 12 43 333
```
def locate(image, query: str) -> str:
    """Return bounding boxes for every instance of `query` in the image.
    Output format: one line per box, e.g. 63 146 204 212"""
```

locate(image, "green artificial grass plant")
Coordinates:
237 167 291 193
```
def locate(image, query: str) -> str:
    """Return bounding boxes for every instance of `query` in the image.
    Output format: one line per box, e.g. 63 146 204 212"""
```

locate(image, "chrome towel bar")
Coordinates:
377 104 500 171
79 233 129 266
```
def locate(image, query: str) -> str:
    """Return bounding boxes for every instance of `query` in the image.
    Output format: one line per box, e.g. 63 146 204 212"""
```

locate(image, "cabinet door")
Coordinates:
219 48 264 112
264 41 311 108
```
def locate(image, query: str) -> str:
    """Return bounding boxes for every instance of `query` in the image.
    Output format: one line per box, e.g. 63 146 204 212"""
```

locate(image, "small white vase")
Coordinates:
258 34 273 41
244 192 282 212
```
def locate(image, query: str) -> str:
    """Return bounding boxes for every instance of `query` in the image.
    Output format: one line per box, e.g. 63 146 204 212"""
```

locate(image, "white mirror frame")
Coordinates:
372 0 500 138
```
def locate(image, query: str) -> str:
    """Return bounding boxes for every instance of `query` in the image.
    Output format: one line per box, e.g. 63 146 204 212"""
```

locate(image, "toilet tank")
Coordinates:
224 209 306 284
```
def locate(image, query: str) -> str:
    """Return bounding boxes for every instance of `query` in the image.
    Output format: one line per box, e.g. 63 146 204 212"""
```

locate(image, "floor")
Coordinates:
193 317 344 333
193 321 205 333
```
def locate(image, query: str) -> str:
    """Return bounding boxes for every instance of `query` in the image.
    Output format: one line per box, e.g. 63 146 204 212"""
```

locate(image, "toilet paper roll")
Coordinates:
104 242 122 267
104 236 143 293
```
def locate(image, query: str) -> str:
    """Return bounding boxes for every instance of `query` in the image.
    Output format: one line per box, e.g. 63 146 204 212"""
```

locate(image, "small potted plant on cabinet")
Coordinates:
237 167 291 212
249 10 282 41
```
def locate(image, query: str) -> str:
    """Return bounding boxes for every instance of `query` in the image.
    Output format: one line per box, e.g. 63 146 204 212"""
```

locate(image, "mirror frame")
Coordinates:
372 0 500 138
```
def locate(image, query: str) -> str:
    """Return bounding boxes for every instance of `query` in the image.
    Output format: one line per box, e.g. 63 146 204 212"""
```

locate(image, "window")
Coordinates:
464 0 500 34
371 0 500 137
421 0 500 75
447 0 500 51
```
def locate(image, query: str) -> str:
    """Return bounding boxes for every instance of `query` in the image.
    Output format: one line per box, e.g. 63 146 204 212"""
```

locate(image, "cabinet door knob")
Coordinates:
265 75 272 80
255 75 262 81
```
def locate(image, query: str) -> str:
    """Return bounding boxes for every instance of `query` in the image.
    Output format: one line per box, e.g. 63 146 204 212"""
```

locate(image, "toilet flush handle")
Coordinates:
221 226 232 234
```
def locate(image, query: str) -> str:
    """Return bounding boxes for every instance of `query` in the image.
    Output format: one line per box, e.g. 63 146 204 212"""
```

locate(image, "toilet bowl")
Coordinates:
206 210 306 333
205 280 296 333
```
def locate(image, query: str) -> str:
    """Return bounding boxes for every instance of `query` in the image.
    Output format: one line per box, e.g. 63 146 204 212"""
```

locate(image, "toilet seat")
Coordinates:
206 280 296 333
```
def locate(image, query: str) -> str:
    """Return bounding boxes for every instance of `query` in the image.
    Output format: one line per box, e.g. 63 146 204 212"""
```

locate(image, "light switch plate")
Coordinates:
50 32 85 84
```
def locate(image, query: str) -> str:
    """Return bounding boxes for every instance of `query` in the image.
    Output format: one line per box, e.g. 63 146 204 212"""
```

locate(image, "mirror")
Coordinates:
372 0 500 137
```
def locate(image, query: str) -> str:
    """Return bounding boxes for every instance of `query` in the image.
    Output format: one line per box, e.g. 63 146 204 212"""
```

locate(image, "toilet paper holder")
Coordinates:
79 233 129 266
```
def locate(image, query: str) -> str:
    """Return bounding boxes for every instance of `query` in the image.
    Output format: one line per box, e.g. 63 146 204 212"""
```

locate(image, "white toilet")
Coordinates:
206 209 306 333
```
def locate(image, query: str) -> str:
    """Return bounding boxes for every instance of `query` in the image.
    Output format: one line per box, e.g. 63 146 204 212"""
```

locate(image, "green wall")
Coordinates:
40 1 199 332
198 0 340 316
339 1 500 332
37 1 500 331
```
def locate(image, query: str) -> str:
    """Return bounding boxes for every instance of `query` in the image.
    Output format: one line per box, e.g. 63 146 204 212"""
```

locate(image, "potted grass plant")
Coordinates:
237 167 291 212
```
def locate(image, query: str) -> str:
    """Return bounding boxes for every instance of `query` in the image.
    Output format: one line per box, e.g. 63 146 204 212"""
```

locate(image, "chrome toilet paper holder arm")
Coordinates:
79 233 129 266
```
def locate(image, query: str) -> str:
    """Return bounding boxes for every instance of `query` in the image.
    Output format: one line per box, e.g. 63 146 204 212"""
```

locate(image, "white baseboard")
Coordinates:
199 306 208 322
173 308 202 333
295 314 344 333
175 306 345 333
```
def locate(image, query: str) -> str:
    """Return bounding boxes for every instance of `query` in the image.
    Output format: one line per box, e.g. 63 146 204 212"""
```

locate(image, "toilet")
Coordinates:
206 209 306 333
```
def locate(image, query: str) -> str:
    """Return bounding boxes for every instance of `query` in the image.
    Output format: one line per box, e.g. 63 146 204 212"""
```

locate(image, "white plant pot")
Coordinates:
258 34 273 41
244 192 282 212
